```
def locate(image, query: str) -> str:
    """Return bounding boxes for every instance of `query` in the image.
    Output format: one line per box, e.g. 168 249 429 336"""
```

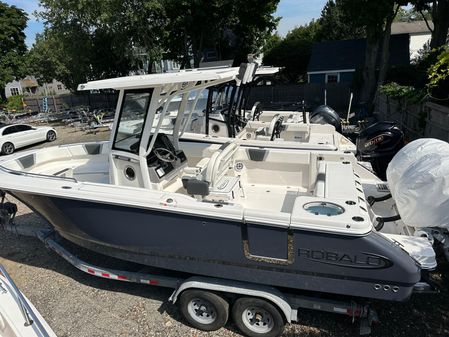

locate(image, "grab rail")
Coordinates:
0 165 78 183
0 265 52 337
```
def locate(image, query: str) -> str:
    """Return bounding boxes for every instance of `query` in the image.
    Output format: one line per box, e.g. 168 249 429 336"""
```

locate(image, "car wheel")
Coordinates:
179 289 229 332
46 130 57 142
1 142 15 155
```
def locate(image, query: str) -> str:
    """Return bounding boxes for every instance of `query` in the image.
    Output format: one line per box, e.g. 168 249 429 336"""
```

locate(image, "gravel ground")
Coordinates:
0 125 448 337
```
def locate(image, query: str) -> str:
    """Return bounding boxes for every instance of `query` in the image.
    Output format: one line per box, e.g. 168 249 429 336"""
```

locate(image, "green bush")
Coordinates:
379 82 414 99
6 95 25 112
428 47 449 101
379 82 426 103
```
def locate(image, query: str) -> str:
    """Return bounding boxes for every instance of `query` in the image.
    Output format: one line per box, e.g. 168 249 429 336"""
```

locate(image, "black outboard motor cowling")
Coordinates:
310 105 342 133
356 121 404 180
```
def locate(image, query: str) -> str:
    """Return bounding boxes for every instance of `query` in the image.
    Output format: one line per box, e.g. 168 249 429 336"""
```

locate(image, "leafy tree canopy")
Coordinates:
0 1 28 100
408 0 449 49
163 0 279 68
263 20 321 82
427 46 449 99
33 0 168 91
27 31 71 89
30 0 279 91
394 6 432 21
315 0 365 41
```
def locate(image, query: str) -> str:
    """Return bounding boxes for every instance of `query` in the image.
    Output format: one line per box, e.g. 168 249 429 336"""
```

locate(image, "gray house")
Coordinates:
307 34 410 84
391 21 433 60
5 76 70 98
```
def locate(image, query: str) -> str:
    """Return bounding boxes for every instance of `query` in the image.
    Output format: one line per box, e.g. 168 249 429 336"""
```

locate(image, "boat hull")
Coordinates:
11 191 421 302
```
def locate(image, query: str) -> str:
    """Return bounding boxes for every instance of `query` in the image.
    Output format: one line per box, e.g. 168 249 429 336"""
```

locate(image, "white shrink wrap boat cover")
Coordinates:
387 138 449 229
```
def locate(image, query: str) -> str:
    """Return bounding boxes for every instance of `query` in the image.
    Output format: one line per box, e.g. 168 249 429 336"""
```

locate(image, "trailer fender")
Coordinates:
169 276 294 323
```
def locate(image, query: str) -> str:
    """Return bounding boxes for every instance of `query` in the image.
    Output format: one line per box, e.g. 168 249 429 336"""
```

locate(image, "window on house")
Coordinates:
10 87 20 96
326 74 339 83
57 84 62 90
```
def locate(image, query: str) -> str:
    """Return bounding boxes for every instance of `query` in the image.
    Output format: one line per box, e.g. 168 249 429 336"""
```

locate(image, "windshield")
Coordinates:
113 90 152 154
151 91 209 135
209 83 235 115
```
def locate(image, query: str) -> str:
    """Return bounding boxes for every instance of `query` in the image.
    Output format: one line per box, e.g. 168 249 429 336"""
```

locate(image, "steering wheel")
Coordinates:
270 116 284 141
251 102 263 121
153 147 177 163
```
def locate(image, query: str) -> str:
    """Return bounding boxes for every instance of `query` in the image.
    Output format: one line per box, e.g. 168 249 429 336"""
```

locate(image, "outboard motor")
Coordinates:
356 121 404 180
310 105 342 133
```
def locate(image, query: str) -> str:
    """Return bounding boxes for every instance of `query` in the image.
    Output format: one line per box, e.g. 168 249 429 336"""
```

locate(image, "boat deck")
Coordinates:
0 141 372 235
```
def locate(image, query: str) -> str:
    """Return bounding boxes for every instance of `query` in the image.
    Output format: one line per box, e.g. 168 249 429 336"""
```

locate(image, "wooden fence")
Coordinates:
247 83 357 112
375 94 449 142
23 92 118 113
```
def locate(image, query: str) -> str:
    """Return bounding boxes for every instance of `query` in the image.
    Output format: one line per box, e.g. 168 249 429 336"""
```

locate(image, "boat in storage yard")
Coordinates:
131 63 357 153
0 265 57 337
0 66 441 306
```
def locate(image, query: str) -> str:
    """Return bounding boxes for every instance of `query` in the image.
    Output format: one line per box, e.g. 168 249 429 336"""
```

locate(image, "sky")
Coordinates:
276 0 327 36
5 0 328 48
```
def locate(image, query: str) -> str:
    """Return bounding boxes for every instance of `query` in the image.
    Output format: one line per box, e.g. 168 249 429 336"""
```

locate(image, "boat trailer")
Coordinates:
31 229 379 336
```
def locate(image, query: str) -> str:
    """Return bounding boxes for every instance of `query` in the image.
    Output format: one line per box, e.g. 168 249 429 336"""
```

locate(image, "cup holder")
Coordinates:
304 202 344 216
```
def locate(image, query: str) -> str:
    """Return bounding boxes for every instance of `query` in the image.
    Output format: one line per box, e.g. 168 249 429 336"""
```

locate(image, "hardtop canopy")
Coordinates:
77 66 280 91
78 68 240 91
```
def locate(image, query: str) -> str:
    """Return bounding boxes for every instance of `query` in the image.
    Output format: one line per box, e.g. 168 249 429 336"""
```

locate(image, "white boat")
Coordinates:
127 64 357 153
0 65 440 307
0 265 57 337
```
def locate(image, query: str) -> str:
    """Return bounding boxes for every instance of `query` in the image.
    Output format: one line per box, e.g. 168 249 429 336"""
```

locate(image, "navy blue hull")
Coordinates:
12 192 421 301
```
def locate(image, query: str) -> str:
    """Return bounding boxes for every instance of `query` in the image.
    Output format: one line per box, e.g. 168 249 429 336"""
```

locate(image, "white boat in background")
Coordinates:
115 64 357 154
0 265 57 337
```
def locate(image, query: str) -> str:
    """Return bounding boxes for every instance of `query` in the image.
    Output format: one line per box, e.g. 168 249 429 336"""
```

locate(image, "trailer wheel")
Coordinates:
179 289 229 331
232 297 285 337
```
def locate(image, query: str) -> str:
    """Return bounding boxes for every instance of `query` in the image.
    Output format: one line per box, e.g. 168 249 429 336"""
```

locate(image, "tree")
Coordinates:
163 0 279 68
163 0 232 68
262 33 282 55
224 0 280 65
263 20 321 82
393 6 431 21
35 0 168 91
35 0 279 90
416 0 449 49
339 0 408 108
27 32 68 88
338 0 446 108
0 2 27 101
427 46 449 99
315 0 365 41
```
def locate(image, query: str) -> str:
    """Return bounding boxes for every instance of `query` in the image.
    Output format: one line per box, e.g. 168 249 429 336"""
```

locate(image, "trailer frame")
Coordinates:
34 229 379 336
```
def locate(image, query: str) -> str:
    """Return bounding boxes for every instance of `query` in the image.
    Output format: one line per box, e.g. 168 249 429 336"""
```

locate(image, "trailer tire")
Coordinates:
179 289 229 331
232 297 285 337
